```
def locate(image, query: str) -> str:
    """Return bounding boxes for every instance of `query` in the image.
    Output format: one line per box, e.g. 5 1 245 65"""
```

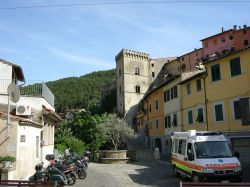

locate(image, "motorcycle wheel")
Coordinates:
67 173 76 185
78 170 87 179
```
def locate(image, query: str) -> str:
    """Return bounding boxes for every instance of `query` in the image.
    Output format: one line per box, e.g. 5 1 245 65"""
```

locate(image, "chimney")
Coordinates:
233 25 237 30
221 27 224 32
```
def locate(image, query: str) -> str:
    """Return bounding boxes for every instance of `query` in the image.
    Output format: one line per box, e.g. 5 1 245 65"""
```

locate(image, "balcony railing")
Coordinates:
0 80 54 107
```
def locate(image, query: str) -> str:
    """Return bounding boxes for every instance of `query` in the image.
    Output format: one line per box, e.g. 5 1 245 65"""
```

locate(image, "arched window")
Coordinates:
135 84 140 93
135 66 140 75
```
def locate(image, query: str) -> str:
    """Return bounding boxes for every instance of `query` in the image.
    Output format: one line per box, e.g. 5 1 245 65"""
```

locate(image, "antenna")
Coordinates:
6 83 20 137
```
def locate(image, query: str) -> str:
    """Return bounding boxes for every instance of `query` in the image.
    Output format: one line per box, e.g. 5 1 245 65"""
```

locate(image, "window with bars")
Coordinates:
20 135 26 143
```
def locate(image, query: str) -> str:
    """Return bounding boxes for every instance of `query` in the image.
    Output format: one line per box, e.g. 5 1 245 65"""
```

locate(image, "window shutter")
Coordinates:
240 98 250 125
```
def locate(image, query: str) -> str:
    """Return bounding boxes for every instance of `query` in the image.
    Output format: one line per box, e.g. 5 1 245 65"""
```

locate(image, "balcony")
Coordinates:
0 80 54 107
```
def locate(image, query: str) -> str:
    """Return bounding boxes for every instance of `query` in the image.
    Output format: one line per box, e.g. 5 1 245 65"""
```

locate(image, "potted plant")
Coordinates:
99 114 135 163
0 156 16 168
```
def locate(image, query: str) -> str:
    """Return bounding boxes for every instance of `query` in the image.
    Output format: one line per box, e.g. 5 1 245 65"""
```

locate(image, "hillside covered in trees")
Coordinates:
46 69 116 112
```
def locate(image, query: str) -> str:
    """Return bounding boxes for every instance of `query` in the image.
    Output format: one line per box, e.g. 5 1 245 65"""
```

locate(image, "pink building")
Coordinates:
234 26 250 50
201 25 250 58
164 48 203 75
178 48 203 71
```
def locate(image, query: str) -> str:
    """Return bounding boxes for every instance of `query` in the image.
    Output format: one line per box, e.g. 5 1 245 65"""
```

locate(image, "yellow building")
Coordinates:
203 47 250 164
144 85 165 152
180 70 207 131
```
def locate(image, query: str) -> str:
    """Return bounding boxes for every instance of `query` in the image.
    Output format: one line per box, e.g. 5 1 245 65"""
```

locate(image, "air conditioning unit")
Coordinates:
16 105 32 116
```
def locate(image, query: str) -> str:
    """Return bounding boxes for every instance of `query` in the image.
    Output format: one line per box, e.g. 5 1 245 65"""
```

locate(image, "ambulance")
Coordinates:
171 130 242 182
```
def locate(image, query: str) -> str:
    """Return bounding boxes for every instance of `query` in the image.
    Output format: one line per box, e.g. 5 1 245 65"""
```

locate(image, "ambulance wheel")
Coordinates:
191 173 200 182
174 166 180 178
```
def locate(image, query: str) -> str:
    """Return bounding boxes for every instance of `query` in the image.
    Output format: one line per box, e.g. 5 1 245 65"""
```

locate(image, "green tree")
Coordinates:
54 125 86 154
63 111 109 151
100 114 135 150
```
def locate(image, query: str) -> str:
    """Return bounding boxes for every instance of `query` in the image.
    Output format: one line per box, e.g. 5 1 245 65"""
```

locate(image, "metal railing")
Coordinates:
0 80 54 107
0 180 53 186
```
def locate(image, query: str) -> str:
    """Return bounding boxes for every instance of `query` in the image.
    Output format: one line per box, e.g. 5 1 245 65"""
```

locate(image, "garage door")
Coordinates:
231 138 250 165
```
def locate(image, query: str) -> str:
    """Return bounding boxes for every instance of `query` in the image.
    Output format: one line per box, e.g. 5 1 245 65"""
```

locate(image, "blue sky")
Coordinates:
0 0 249 82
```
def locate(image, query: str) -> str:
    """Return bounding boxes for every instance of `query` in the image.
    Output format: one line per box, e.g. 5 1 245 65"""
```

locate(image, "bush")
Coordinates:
0 156 16 162
55 128 86 154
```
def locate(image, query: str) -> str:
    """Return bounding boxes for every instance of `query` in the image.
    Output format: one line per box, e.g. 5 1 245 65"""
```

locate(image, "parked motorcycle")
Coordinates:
29 161 67 186
46 154 76 186
29 162 48 181
61 152 87 179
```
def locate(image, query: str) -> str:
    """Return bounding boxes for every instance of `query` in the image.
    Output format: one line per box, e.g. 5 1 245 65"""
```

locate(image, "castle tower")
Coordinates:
115 49 168 127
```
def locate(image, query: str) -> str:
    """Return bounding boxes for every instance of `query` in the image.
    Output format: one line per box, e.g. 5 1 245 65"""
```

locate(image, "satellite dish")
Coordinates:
7 84 20 103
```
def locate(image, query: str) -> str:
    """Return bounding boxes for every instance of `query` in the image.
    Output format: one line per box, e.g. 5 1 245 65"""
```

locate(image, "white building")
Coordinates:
162 75 182 155
0 59 60 180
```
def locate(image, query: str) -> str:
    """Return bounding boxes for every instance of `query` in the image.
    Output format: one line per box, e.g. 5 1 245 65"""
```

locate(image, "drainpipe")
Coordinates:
203 69 209 131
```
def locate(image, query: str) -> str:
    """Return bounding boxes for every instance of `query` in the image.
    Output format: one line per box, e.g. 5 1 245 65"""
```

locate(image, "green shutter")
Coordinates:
230 57 241 77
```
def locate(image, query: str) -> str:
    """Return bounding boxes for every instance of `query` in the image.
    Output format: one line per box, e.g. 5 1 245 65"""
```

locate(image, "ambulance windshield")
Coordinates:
194 141 233 158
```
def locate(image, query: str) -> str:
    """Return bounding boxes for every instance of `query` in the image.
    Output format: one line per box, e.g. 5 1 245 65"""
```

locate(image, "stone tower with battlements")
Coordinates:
115 49 170 127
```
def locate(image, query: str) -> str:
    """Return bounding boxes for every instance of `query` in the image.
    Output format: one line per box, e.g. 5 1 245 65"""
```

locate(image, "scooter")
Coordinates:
29 162 47 181
45 154 76 186
29 161 67 187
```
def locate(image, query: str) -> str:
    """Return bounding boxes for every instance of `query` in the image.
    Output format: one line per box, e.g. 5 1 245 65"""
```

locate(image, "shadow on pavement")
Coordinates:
127 161 180 187
126 159 250 186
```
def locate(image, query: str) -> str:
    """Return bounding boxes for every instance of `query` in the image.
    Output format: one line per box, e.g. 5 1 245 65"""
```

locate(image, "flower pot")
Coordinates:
2 161 13 168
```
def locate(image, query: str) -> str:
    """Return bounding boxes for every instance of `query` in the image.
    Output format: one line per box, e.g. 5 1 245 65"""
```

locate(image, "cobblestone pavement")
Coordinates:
75 160 179 187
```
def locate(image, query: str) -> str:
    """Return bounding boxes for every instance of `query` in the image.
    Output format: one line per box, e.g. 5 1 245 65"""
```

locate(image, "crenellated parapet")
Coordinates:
115 49 150 61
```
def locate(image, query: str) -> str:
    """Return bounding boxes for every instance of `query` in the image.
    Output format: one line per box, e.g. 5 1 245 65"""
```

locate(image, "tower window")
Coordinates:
135 66 140 75
152 72 155 77
135 85 140 93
